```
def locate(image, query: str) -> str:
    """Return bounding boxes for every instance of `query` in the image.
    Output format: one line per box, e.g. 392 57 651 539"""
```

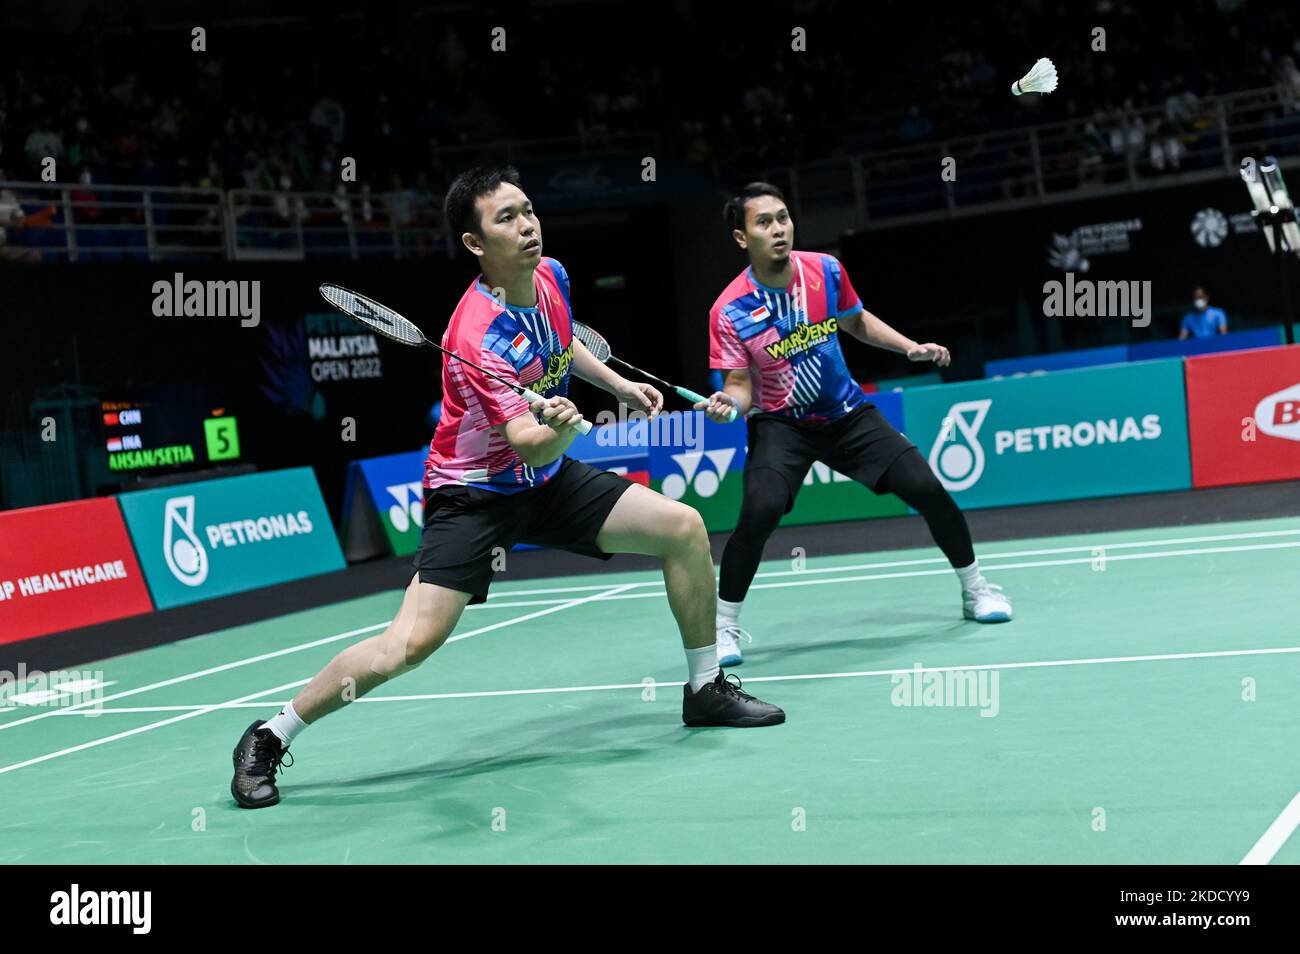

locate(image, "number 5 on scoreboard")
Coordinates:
205 416 241 462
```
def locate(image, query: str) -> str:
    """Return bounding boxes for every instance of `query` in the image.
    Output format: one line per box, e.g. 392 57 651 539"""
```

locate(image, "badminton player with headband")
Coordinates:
701 182 1014 668
230 166 784 809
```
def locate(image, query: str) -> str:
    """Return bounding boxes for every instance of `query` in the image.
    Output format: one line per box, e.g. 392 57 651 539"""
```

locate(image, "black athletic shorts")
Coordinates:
745 403 916 513
412 457 635 604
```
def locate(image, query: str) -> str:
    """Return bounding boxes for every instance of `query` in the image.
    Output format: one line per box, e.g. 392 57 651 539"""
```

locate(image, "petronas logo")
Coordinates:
927 400 992 492
163 496 209 586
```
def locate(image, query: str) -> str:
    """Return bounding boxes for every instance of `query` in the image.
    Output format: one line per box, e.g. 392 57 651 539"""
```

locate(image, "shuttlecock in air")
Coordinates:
1011 57 1058 96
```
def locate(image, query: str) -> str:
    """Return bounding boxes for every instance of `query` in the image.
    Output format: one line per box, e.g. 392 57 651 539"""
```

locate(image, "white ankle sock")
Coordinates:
716 597 743 629
686 645 720 692
955 560 982 591
262 702 307 746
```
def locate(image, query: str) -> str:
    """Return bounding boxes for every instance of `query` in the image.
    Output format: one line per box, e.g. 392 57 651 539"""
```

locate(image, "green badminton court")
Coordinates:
2 516 1297 864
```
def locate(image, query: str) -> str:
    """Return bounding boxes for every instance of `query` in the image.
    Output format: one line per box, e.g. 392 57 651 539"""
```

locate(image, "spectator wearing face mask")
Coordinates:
1179 286 1228 339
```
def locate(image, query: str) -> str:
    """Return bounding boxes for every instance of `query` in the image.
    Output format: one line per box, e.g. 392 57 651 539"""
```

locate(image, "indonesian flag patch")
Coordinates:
750 306 770 322
510 332 529 355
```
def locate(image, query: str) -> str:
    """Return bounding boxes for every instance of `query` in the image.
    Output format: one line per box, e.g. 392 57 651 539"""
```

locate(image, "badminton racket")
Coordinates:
319 283 592 435
571 320 737 422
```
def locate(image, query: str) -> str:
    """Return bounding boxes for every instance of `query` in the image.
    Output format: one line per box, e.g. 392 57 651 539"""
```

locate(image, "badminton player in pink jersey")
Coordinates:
231 167 783 809
699 183 1012 667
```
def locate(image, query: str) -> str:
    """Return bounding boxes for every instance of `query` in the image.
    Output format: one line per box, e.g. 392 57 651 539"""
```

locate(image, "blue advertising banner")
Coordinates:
339 450 427 559
338 426 652 559
904 360 1191 509
868 389 906 432
987 327 1286 378
1126 326 1284 362
985 345 1129 378
119 467 345 609
646 405 909 531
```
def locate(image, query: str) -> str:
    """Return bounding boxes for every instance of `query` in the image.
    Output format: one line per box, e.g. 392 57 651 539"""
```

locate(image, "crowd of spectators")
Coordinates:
2 0 1299 244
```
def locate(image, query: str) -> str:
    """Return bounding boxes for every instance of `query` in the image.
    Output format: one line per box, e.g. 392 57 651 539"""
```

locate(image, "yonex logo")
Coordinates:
803 460 851 486
660 449 737 499
1256 382 1300 441
385 481 425 532
162 496 209 587
928 400 992 492
353 300 392 326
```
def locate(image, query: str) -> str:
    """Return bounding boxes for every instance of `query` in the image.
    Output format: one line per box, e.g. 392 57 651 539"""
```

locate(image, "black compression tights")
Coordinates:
717 448 977 603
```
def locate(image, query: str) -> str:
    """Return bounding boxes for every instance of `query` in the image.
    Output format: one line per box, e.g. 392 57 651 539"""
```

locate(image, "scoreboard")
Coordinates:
101 399 241 473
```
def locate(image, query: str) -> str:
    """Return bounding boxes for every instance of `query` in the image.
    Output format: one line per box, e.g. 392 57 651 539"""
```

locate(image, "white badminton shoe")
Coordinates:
716 622 753 667
963 577 1013 623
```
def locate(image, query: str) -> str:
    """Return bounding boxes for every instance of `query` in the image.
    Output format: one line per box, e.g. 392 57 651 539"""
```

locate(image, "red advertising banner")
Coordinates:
0 497 154 644
1185 345 1300 488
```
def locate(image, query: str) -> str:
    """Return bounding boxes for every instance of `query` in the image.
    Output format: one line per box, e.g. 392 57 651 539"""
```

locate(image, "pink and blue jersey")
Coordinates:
709 250 867 422
424 257 575 494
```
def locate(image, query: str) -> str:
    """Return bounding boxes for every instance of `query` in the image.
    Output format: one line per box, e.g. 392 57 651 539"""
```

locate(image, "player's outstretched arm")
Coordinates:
838 308 951 367
496 398 586 467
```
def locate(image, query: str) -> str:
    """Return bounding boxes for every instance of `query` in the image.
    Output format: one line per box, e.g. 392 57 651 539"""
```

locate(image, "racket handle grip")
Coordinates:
523 388 593 435
677 386 738 422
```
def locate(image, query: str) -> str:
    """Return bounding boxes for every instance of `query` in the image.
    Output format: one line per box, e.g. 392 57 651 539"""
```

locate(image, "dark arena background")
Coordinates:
1 0 1298 906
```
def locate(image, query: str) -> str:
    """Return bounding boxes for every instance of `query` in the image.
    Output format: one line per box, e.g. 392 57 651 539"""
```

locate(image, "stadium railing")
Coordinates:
759 84 1300 245
0 183 226 262
4 87 1297 261
0 182 454 262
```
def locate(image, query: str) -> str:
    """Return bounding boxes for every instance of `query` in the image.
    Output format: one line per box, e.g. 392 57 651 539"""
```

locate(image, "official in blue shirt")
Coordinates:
1180 287 1228 339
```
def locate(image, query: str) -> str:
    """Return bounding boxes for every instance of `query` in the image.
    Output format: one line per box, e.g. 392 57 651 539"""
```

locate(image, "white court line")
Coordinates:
747 541 1300 593
479 527 1300 600
0 583 636 736
0 679 303 777
466 540 1300 608
0 620 391 732
37 645 1300 712
747 528 1300 580
0 583 636 775
3 533 1292 729
1241 790 1300 865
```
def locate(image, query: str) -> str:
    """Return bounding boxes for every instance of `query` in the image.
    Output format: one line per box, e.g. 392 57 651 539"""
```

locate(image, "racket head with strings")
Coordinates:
572 319 669 388
570 320 613 363
571 319 735 421
320 282 591 434
319 283 429 348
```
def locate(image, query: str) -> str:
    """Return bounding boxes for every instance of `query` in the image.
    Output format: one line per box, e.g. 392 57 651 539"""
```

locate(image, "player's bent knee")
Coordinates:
665 502 708 549
403 626 449 666
370 617 449 673
737 498 785 538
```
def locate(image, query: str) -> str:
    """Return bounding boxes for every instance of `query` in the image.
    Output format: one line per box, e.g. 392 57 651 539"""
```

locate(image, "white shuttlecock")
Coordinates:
1011 57 1058 96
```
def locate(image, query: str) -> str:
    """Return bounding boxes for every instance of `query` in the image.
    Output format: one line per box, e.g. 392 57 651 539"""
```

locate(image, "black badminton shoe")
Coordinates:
683 672 785 727
231 720 293 809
